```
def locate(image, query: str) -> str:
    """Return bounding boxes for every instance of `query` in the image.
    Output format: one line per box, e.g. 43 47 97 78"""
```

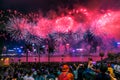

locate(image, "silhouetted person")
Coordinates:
96 65 111 80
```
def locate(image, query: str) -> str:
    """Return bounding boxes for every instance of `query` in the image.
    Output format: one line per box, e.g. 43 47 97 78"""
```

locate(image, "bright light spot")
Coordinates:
17 48 19 49
20 46 23 48
72 50 75 52
8 49 14 51
18 49 22 53
66 43 70 45
6 58 9 60
32 43 35 46
13 48 16 50
1 58 3 61
42 45 45 48
76 48 83 51
34 49 36 52
117 42 120 45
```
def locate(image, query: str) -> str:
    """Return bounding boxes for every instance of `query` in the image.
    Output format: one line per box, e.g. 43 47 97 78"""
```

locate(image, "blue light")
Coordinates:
17 48 19 50
8 49 14 52
18 49 22 53
13 48 16 50
42 45 45 48
32 44 35 46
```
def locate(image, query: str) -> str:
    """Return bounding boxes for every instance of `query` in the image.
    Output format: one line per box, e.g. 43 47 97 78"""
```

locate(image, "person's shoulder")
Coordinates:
23 76 28 79
29 76 34 80
67 73 74 80
67 73 74 77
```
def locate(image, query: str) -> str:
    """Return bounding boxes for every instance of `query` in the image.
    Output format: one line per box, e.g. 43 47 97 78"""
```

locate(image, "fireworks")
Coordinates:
33 18 53 38
92 11 120 39
55 16 74 32
3 7 120 52
24 32 43 45
6 17 29 40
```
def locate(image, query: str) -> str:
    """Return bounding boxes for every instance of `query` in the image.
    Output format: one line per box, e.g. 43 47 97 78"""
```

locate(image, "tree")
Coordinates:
107 52 115 60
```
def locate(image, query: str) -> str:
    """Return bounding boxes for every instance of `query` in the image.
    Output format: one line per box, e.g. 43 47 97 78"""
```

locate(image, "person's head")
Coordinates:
28 71 33 76
37 70 42 76
100 64 108 73
49 69 54 74
88 60 94 69
62 64 69 72
88 58 93 65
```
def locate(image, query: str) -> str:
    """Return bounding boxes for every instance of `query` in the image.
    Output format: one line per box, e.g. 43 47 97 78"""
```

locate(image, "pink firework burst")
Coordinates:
29 18 53 38
91 10 120 39
54 16 74 33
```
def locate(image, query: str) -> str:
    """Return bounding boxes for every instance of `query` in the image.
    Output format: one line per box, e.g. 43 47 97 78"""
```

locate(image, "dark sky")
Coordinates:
0 0 81 12
0 0 120 13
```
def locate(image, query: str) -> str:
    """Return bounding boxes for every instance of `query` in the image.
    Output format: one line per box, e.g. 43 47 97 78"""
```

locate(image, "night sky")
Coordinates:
0 0 120 13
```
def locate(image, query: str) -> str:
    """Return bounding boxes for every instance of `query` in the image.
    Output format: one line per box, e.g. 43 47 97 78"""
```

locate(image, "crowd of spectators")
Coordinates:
0 58 119 80
105 52 120 64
